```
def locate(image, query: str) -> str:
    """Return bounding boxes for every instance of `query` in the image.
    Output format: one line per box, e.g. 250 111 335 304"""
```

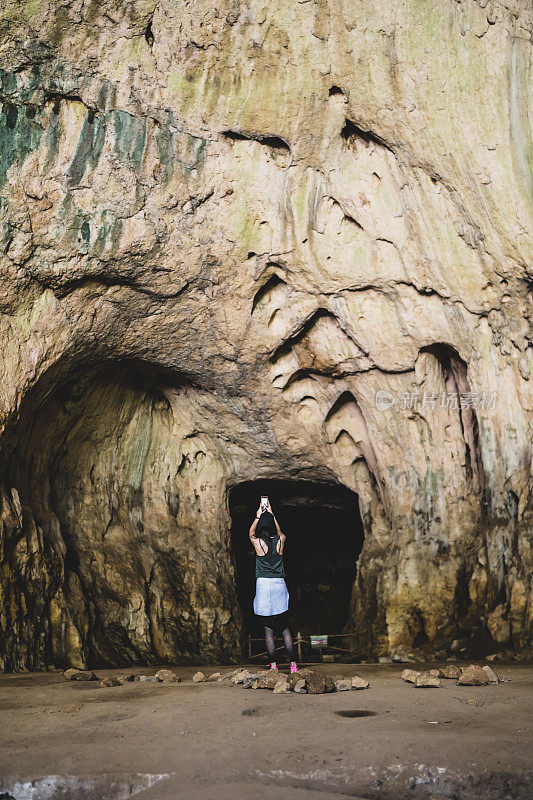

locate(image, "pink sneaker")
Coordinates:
290 663 298 674
269 663 278 671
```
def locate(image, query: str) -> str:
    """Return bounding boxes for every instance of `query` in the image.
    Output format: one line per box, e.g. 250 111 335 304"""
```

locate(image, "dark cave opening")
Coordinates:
228 479 365 639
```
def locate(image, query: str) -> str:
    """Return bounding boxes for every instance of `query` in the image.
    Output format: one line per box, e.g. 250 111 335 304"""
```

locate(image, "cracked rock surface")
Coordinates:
0 0 531 670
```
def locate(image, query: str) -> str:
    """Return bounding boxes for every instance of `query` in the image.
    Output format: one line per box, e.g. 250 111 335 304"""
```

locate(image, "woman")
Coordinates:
249 499 298 673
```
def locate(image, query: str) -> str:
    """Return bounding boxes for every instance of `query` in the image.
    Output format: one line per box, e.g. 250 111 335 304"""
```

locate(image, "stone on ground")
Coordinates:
192 671 205 683
351 676 370 689
334 679 351 691
440 665 462 679
273 679 290 694
457 665 490 686
255 670 281 690
155 669 180 683
63 669 97 681
205 672 221 682
242 673 262 689
116 674 135 684
401 669 420 684
293 679 307 694
482 665 500 683
414 673 441 688
136 675 159 683
230 669 250 685
287 672 303 690
100 676 121 688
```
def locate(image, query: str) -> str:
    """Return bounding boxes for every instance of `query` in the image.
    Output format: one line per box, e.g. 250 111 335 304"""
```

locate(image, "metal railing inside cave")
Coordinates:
246 631 362 663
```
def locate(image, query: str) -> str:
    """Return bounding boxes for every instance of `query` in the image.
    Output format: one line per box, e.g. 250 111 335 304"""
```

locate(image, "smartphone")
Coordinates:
260 496 268 511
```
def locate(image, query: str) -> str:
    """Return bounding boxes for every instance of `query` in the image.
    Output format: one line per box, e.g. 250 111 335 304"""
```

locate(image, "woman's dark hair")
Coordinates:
257 510 276 537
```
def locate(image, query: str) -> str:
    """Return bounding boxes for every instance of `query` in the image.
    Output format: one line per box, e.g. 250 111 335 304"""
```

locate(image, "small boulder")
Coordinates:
135 675 159 683
351 676 369 690
414 673 441 688
334 679 351 692
457 664 490 686
482 665 500 684
116 674 135 684
242 673 262 689
192 671 205 683
305 671 326 694
230 669 250 685
273 679 290 694
440 664 462 679
287 672 303 690
429 669 443 678
205 672 221 682
401 669 420 684
155 669 180 683
100 676 120 688
63 669 97 682
256 670 281 690
293 678 307 694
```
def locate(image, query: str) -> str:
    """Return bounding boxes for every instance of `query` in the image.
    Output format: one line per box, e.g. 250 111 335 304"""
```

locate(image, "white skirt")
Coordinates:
253 577 289 616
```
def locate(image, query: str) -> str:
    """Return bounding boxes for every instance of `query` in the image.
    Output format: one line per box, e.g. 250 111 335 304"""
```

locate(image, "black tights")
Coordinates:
264 626 295 662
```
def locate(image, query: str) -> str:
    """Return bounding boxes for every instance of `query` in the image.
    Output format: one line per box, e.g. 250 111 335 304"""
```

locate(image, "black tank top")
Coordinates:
255 534 285 579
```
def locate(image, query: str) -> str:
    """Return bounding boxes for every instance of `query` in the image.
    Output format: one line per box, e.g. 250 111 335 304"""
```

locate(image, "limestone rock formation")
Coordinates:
0 0 531 671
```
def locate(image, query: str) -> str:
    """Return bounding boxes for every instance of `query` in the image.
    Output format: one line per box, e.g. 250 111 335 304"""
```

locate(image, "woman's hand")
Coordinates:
266 499 272 513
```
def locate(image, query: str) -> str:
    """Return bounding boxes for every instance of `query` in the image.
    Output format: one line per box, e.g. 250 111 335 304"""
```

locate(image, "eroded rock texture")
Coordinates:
0 0 531 670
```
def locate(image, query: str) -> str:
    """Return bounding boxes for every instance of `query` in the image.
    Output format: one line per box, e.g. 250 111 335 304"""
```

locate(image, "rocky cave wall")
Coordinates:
0 0 531 670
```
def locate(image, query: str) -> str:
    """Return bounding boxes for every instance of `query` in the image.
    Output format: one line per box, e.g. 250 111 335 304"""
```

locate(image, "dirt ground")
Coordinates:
0 662 531 800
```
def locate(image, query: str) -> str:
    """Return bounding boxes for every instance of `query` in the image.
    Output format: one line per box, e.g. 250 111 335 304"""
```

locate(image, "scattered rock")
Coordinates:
439 664 462 679
429 669 443 678
135 675 159 683
378 656 392 664
414 673 441 688
457 664 490 686
273 679 290 694
116 674 135 684
192 671 205 683
334 679 351 691
242 673 262 689
205 672 221 682
482 665 500 683
255 670 282 690
155 669 180 683
303 670 335 694
304 671 326 694
401 669 420 684
287 672 304 690
100 676 121 688
351 676 369 690
293 679 307 694
230 669 250 685
63 669 97 681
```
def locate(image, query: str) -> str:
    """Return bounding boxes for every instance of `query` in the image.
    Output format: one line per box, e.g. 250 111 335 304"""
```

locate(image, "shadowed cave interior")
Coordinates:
228 480 365 640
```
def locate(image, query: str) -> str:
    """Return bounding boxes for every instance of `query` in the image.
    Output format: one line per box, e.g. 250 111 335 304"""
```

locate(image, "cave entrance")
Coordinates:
228 480 364 639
